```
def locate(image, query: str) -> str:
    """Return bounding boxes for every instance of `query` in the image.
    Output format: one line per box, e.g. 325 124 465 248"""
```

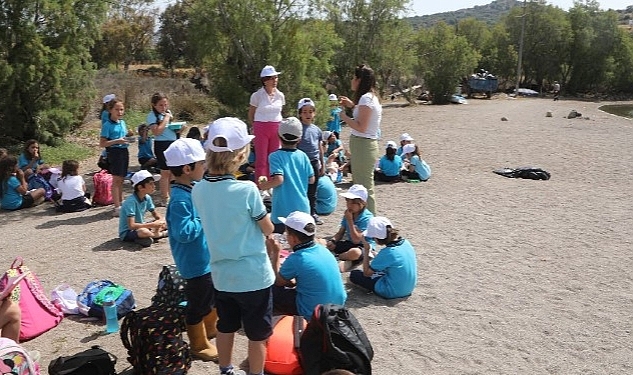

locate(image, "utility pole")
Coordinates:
514 0 527 96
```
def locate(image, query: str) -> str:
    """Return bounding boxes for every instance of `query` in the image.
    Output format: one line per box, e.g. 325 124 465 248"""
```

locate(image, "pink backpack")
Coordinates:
92 169 113 206
0 258 64 342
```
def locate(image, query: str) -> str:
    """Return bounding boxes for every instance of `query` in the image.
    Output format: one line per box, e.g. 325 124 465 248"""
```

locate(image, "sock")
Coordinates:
220 365 234 374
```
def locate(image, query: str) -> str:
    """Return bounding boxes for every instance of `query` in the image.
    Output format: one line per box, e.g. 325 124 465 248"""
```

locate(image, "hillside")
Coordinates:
407 0 521 29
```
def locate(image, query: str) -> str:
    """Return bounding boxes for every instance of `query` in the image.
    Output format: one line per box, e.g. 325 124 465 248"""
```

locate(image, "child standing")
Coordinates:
137 124 158 171
56 160 91 213
164 138 218 361
258 117 314 234
118 170 165 248
374 141 403 182
0 156 46 210
401 143 431 181
147 92 178 205
99 98 131 216
192 117 275 375
296 98 325 225
350 216 418 299
326 94 342 138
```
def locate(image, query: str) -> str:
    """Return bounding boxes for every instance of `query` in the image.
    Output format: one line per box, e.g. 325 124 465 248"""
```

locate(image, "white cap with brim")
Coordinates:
297 97 316 110
260 65 281 77
278 211 316 236
131 170 160 187
328 94 338 101
206 117 254 153
102 94 116 104
385 141 397 149
278 117 303 142
362 216 393 239
340 184 368 202
402 143 416 155
322 131 333 142
164 138 206 167
400 133 414 142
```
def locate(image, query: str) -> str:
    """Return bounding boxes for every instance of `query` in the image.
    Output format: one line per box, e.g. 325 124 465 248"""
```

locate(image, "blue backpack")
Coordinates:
77 280 136 319
27 173 59 201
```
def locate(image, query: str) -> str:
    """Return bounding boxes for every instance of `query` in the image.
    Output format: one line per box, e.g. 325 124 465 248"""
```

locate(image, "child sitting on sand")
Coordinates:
56 160 92 213
401 143 431 182
374 141 402 182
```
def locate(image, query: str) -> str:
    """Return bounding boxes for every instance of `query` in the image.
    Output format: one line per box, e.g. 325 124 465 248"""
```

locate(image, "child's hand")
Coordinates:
265 236 281 255
344 208 354 221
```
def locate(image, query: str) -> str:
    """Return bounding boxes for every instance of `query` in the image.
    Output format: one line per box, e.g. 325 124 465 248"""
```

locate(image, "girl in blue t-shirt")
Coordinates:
18 139 47 180
0 156 46 210
147 92 178 204
401 143 431 182
374 141 403 182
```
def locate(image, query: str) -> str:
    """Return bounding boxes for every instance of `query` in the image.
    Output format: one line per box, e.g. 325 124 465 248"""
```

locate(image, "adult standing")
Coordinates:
553 81 561 101
147 92 178 205
248 65 285 181
339 64 382 214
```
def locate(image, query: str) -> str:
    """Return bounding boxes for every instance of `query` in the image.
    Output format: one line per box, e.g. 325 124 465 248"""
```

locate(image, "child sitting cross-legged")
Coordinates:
118 170 167 248
56 159 92 213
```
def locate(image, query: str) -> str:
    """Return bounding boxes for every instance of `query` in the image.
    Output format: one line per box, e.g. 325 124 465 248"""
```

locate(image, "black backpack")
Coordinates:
48 346 117 375
151 265 188 307
120 305 191 375
300 304 373 375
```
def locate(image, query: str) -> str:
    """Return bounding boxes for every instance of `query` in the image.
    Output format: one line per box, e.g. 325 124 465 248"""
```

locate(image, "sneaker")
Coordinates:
134 237 153 247
312 214 324 225
112 206 120 217
220 369 246 375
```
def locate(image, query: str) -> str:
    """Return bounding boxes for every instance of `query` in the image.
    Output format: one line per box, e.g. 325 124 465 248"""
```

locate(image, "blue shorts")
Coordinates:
214 286 273 341
184 272 215 325
107 147 129 177
122 230 140 242
154 140 174 170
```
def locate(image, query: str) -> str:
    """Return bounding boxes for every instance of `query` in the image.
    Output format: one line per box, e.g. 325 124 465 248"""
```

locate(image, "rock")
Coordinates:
501 117 508 121
546 111 553 117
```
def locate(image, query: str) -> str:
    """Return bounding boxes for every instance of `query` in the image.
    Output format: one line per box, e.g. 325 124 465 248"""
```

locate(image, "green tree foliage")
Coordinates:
415 22 479 104
0 0 107 143
157 2 195 70
609 29 633 92
479 23 517 85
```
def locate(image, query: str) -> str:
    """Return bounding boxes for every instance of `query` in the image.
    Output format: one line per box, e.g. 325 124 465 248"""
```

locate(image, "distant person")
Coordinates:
0 156 46 211
297 98 325 225
326 94 343 138
100 98 131 216
187 126 202 141
396 133 414 156
374 141 402 183
147 92 178 205
553 81 560 101
137 124 158 172
56 159 92 213
401 143 431 182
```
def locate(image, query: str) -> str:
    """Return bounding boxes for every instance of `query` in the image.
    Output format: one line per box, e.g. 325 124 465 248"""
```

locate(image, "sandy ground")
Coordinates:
2 96 633 374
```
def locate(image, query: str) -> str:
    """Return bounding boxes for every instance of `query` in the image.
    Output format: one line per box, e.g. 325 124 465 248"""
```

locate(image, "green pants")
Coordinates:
349 135 379 214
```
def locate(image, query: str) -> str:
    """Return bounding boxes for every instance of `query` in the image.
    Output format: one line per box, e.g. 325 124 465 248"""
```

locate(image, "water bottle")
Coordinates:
336 170 343 183
103 298 119 333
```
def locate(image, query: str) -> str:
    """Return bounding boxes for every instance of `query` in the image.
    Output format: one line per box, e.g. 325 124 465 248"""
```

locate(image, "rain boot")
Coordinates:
203 309 218 339
186 321 218 362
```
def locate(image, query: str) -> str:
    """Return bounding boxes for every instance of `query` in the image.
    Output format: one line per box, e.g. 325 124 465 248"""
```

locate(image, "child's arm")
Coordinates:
99 136 126 148
326 226 346 251
126 216 164 231
360 238 375 277
257 214 274 237
344 209 365 244
14 170 28 195
318 140 325 176
258 174 282 191
265 237 293 287
150 111 173 136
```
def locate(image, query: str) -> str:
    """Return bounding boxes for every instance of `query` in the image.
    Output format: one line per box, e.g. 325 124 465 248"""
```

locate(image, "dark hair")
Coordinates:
385 147 396 161
169 162 198 177
138 123 149 132
286 225 315 243
22 139 40 160
0 156 18 198
151 92 168 118
187 127 201 140
352 64 377 104
409 144 421 158
61 160 79 178
107 98 124 111
134 177 155 192
374 226 400 245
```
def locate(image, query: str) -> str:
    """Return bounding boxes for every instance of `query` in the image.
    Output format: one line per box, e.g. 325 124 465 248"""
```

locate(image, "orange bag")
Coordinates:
265 315 306 375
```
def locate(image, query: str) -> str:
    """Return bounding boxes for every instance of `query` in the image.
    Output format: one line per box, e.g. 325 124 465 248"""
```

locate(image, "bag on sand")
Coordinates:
120 305 191 375
77 279 136 320
0 337 40 375
150 265 187 307
265 315 306 375
0 257 64 341
48 346 116 375
92 169 113 206
300 304 373 375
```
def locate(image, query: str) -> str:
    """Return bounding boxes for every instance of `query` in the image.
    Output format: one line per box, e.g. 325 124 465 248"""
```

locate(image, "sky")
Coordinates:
410 0 631 16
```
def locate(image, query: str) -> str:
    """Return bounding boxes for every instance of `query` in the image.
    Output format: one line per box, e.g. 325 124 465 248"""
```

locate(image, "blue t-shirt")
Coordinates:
101 118 129 149
1 176 23 210
138 136 155 160
280 241 347 320
147 111 178 141
101 110 109 126
192 175 274 293
327 107 342 134
378 155 403 177
370 238 417 299
410 155 431 181
167 183 211 279
325 139 345 161
340 208 375 246
118 192 155 239
269 149 313 224
298 123 322 161
316 176 337 215
18 154 44 172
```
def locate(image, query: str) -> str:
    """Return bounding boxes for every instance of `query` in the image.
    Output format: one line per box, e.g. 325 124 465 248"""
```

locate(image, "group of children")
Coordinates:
374 132 432 183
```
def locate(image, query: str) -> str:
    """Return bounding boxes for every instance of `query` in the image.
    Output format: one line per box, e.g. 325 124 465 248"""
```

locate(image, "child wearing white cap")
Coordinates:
192 117 275 375
164 138 218 362
396 133 414 156
326 93 342 138
266 211 347 321
401 143 431 182
350 216 417 299
323 184 375 272
297 97 325 225
374 141 403 182
118 170 165 247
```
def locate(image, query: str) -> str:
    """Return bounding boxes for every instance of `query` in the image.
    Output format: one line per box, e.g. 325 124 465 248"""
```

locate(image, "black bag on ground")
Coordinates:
493 167 551 180
151 265 187 307
300 303 373 375
120 304 191 375
48 345 117 375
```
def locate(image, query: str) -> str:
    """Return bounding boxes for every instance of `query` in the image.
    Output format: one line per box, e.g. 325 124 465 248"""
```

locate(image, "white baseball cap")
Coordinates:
297 97 316 110
278 211 316 236
164 138 206 167
362 217 393 239
278 117 303 142
328 94 338 101
400 133 414 142
102 94 116 104
206 117 255 152
322 131 333 141
131 170 160 187
402 143 416 155
260 65 281 77
340 184 368 202
385 141 397 149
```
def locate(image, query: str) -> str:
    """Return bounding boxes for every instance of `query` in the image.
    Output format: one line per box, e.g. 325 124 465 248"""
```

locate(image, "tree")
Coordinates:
0 0 108 143
157 2 195 70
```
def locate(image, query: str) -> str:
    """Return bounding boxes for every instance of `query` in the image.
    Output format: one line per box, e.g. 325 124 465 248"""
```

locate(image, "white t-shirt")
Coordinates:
57 175 85 200
351 92 382 139
250 87 285 122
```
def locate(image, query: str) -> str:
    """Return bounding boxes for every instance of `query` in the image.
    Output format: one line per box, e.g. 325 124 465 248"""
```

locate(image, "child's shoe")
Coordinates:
112 206 121 217
134 237 153 247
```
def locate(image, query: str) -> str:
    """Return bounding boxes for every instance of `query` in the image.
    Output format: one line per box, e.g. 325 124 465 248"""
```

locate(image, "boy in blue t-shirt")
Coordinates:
326 93 342 138
164 138 218 362
258 117 314 234
137 124 157 172
296 98 325 225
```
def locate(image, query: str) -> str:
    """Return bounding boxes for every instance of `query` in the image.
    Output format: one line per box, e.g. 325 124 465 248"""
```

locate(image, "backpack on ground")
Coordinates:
27 173 60 201
264 315 306 375
300 304 373 375
76 279 135 319
92 170 113 206
48 345 116 375
151 265 187 307
0 337 40 375
120 305 191 375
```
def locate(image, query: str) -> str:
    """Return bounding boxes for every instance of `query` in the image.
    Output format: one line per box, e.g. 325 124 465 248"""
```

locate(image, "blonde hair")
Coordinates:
206 137 249 174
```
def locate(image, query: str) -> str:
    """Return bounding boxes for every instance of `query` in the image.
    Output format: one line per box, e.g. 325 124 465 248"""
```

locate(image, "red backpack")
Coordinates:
92 170 113 206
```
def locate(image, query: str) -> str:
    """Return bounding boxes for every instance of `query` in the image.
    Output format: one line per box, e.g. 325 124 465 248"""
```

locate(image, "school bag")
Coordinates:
264 315 306 375
92 169 113 206
300 304 373 375
120 305 191 375
0 337 40 375
48 345 116 375
76 279 136 319
27 173 60 201
150 265 187 307
0 257 64 341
